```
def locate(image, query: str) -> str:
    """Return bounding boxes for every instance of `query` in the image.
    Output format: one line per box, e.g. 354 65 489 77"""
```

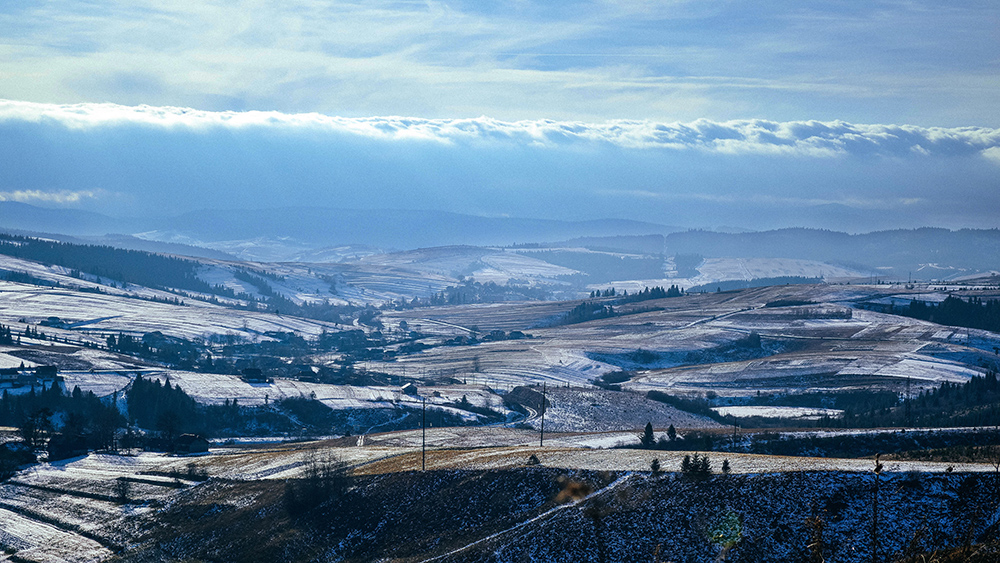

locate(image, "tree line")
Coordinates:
0 383 124 459
890 296 1000 334
588 285 683 301
832 370 1000 429
0 376 307 463
422 280 550 306
0 233 214 294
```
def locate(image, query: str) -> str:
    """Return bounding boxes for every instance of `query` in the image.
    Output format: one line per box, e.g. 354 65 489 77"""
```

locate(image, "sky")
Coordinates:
0 0 998 232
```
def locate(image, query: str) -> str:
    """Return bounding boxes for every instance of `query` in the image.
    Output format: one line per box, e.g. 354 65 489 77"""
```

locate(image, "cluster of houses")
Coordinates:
0 365 61 389
239 368 274 384
241 365 319 383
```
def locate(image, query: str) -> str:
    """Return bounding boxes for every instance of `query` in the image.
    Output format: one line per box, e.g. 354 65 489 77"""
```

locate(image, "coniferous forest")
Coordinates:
893 296 1000 334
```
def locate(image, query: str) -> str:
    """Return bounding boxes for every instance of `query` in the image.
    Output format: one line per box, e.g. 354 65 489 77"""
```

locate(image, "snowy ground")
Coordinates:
590 257 870 294
378 285 1000 400
3 266 1000 430
13 280 978 414
0 352 36 369
0 452 200 562
525 386 722 432
366 446 996 475
0 281 346 343
360 246 577 284
711 406 844 420
1 425 996 563
0 506 111 563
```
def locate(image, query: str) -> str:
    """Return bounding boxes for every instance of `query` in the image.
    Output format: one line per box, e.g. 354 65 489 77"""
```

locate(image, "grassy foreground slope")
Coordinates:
112 465 997 563
2 437 997 563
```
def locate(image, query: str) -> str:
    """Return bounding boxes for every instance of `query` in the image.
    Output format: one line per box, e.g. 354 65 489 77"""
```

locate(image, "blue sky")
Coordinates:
0 1 998 230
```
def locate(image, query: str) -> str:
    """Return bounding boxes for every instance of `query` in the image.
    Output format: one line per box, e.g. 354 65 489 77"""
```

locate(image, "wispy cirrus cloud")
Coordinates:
0 1 997 125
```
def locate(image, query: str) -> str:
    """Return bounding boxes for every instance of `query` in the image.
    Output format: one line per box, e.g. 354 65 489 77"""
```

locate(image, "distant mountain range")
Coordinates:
550 228 1000 280
661 228 1000 279
0 227 237 260
0 202 138 236
0 202 679 260
1 202 999 279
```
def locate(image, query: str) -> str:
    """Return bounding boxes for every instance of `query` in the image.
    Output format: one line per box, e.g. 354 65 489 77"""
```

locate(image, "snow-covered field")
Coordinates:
0 281 345 342
353 442 995 475
711 406 844 420
0 278 995 429
0 506 111 563
377 285 999 401
691 257 866 284
0 238 976 316
5 228 1000 561
135 369 477 414
527 386 722 432
360 246 576 283
589 257 870 294
474 252 578 283
0 351 35 369
182 249 880 306
2 250 1000 434
0 255 182 303
58 370 135 396
0 426 996 563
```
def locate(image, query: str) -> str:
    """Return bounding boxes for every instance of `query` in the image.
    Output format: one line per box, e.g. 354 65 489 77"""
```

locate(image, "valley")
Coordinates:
0 230 999 562
4 3 999 559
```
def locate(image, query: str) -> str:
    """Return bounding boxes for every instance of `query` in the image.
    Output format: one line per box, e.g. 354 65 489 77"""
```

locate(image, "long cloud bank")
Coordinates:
0 100 998 231
3 100 999 158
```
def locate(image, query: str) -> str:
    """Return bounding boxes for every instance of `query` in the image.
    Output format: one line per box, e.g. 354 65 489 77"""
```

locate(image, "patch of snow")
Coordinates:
711 406 844 420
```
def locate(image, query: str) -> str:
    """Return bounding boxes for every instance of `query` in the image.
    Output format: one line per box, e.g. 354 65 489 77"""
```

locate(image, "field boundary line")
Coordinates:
0 500 123 553
418 472 635 562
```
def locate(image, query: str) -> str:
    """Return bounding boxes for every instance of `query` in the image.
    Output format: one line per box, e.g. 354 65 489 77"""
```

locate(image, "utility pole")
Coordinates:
422 397 426 471
539 383 546 447
905 376 912 428
872 454 883 563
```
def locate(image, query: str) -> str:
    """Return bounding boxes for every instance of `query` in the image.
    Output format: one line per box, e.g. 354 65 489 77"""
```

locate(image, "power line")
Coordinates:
539 382 546 447
422 396 426 471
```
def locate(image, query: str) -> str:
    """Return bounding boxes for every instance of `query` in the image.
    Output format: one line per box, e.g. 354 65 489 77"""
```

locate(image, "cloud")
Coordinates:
0 1 997 125
0 100 997 232
982 146 1000 165
1 100 998 159
0 189 103 204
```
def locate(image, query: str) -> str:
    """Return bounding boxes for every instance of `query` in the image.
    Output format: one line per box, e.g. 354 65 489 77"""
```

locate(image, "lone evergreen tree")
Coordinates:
667 424 677 442
697 453 711 477
640 422 655 448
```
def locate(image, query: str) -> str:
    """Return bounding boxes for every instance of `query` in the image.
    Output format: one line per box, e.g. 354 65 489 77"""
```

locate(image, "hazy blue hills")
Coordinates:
2 202 1000 278
152 207 680 249
550 229 1000 279
661 228 1000 277
0 228 237 261
0 201 139 235
0 202 679 257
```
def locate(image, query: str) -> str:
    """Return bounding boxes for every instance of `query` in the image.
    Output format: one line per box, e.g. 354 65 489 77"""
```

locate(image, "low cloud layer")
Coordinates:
4 100 999 158
0 188 102 204
1 100 998 232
